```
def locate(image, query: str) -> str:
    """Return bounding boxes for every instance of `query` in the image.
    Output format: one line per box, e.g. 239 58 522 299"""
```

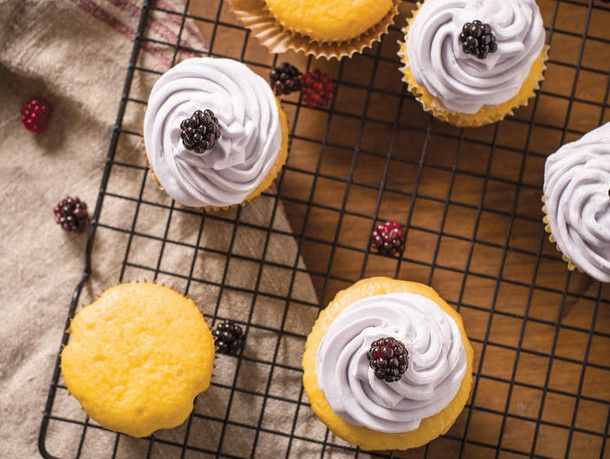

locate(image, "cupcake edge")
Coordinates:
302 277 474 451
398 3 549 128
541 195 579 272
227 0 401 60
143 99 289 212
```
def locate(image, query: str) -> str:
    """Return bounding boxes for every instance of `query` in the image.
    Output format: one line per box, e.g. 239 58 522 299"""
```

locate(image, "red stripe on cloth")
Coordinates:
70 0 173 66
152 0 206 50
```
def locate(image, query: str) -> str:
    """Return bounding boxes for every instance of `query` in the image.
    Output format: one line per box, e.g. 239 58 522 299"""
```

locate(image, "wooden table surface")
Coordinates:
186 1 610 457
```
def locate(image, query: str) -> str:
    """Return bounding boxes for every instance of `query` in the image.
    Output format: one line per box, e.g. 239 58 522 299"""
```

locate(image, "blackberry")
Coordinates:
53 197 89 233
367 337 409 383
301 70 335 108
213 320 245 355
370 221 406 257
21 98 52 133
270 63 302 96
458 20 497 59
180 109 221 154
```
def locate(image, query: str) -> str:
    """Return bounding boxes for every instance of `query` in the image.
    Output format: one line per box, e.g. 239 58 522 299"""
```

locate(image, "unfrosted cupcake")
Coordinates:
303 277 473 450
143 57 288 210
398 0 548 127
542 122 610 283
61 282 215 437
228 0 401 59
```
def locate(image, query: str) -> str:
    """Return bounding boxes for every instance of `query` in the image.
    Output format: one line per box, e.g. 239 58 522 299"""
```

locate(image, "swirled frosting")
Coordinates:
316 293 467 433
144 57 282 207
406 0 545 114
543 123 610 283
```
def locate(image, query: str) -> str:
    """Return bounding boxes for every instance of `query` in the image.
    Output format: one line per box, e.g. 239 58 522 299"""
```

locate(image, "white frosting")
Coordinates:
316 293 467 433
144 57 282 208
543 123 610 283
407 0 545 114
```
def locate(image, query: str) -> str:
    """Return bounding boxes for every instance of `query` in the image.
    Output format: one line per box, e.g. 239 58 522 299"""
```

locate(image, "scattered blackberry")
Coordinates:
270 63 302 96
458 20 497 59
213 320 245 355
301 70 335 108
180 109 221 154
371 221 406 257
367 337 409 383
53 197 89 233
21 98 52 133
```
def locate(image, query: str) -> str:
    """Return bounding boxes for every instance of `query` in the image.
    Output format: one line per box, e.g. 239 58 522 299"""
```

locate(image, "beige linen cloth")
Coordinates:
0 0 320 457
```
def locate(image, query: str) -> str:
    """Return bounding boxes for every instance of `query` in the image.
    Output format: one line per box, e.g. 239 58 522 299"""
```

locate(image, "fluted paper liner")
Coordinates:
143 100 289 212
227 0 401 60
398 2 549 127
302 277 474 451
541 195 579 272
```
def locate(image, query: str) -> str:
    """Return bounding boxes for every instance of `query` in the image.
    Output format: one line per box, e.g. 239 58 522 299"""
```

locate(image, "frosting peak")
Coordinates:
144 58 282 208
543 122 610 283
407 0 545 114
316 293 467 433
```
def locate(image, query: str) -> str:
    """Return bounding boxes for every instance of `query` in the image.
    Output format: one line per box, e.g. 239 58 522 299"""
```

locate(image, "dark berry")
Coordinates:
367 337 409 382
300 70 335 109
21 98 51 133
180 109 221 154
53 197 89 233
370 221 406 257
213 320 245 355
458 20 497 60
270 63 302 96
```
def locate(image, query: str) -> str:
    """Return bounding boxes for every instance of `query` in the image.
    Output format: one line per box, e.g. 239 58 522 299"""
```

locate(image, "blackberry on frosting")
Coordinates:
180 109 221 154
367 337 408 382
459 20 497 59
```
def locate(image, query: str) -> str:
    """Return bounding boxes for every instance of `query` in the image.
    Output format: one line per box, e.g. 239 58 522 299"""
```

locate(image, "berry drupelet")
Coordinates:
54 197 89 233
301 70 335 108
368 337 409 383
270 63 302 96
180 109 221 154
21 98 52 133
459 20 497 60
371 221 406 257
213 320 245 355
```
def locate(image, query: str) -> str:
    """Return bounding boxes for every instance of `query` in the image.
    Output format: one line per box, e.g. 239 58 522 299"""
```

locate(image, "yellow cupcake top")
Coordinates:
265 0 395 42
61 282 215 437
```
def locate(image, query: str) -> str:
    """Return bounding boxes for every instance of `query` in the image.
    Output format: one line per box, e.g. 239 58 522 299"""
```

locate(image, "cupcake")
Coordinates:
228 0 401 59
303 277 474 450
542 122 610 283
61 282 215 437
398 0 548 127
143 57 289 210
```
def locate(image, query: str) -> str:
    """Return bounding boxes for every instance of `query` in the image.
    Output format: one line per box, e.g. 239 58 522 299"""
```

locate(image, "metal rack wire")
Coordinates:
39 0 610 457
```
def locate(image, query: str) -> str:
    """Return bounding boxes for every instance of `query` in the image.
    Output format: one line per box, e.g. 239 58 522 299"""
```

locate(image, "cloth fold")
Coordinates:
0 1 316 457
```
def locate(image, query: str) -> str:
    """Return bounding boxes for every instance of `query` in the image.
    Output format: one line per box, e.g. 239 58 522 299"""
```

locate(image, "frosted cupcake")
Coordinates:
542 122 610 283
303 277 474 450
228 0 401 59
143 57 288 210
398 0 548 127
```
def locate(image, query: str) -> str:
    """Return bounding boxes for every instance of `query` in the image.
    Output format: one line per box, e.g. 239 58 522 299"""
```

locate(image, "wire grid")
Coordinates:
39 0 610 457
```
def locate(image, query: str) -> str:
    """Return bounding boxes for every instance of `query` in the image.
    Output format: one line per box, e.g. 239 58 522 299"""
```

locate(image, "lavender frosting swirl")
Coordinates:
543 123 610 283
407 0 545 114
144 57 282 208
316 293 467 433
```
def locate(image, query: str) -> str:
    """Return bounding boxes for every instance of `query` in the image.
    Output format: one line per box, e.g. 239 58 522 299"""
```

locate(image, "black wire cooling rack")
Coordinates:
39 0 610 457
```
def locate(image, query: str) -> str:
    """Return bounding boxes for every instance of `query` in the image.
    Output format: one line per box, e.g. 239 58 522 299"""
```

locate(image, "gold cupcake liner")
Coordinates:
398 3 549 128
227 0 401 60
541 195 578 272
143 100 289 212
